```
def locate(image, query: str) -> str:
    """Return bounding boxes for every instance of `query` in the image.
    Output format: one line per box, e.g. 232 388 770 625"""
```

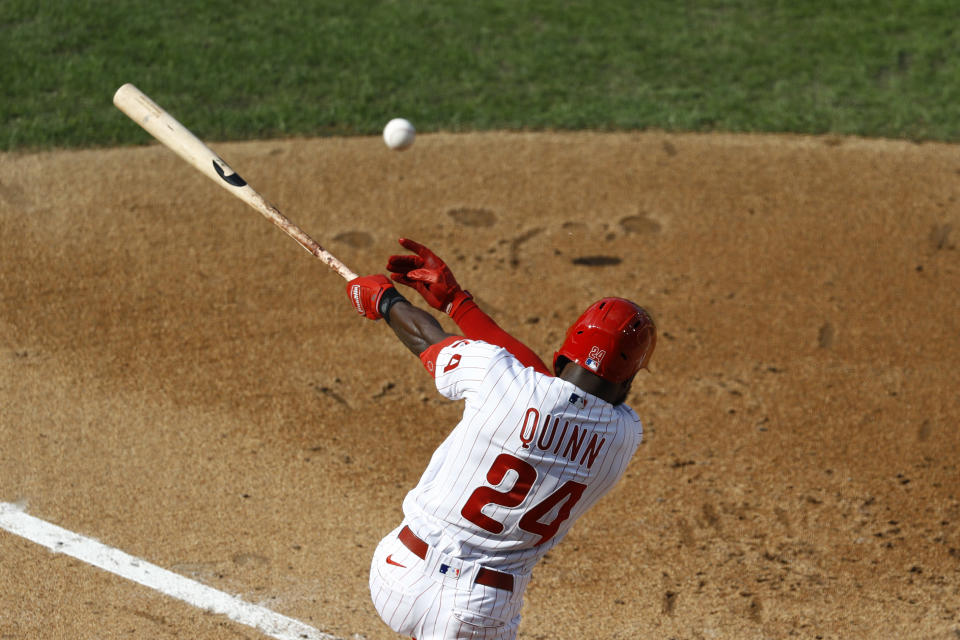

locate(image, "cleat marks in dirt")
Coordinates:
929 224 954 251
509 228 543 267
619 213 662 234
571 255 622 267
448 207 496 227
333 231 373 248
314 384 349 408
662 590 677 615
818 322 835 348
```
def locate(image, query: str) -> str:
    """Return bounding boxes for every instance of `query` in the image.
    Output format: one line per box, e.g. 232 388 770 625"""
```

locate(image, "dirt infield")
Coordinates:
1 131 958 639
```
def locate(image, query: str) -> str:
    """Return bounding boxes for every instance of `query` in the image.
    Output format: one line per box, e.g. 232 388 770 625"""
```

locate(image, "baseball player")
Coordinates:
346 238 657 640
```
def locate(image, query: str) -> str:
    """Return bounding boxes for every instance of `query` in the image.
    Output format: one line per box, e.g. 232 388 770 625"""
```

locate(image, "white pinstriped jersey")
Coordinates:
406 336 643 575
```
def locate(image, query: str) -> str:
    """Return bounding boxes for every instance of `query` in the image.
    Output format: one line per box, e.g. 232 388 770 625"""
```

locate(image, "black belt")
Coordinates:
398 525 514 592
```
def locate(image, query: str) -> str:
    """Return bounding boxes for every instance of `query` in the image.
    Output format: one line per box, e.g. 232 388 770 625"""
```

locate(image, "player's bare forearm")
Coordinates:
386 301 454 356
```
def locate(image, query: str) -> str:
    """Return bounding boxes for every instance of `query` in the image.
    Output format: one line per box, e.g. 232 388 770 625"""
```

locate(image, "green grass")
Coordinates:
3 0 960 150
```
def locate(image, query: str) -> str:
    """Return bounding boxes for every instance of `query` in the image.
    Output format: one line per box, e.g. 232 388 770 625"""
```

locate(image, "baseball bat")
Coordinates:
113 83 357 280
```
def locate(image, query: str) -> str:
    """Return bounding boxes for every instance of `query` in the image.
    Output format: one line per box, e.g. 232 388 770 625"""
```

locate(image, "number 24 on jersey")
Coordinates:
461 453 586 546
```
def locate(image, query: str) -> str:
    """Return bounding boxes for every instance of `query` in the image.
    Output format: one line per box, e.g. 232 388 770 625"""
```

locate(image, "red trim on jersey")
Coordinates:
419 336 464 376
448 293 551 375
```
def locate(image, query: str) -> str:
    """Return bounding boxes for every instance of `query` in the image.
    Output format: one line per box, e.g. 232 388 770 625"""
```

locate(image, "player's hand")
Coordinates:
346 274 397 320
386 238 463 312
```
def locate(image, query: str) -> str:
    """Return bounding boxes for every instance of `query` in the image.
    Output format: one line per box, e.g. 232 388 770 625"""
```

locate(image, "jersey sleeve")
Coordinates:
419 336 503 402
448 294 551 375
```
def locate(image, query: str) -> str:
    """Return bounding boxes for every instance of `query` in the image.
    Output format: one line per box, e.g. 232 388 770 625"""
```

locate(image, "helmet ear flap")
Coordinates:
553 353 571 377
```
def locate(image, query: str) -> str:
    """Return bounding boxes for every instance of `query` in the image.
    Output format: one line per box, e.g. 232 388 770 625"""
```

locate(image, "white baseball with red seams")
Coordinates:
369 337 643 639
383 117 416 150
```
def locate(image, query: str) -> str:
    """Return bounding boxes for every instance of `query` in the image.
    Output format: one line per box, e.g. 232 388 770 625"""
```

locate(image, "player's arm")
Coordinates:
386 238 551 374
384 300 453 355
443 291 550 375
346 274 453 356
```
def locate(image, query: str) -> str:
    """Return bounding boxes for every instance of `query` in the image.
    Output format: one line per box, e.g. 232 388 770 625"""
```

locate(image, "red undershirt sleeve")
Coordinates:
447 292 551 375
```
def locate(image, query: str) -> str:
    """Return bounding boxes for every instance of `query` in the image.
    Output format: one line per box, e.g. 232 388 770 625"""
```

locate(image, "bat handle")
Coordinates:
269 220 359 280
257 200 357 280
315 247 358 281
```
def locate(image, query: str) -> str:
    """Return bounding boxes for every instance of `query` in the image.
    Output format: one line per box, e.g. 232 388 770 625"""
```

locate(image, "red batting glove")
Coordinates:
346 274 404 320
386 238 466 313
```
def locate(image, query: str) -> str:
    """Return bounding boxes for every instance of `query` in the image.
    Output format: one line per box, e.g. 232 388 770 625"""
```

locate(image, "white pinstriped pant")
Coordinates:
369 524 529 639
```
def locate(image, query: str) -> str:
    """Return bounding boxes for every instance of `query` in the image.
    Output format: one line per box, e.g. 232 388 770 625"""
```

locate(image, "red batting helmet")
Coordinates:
553 298 657 383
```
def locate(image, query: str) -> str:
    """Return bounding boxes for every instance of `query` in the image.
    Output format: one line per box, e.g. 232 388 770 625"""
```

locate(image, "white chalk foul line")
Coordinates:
0 502 339 640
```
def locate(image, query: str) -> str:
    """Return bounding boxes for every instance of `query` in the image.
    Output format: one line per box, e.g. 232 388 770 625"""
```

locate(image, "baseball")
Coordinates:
383 118 415 151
